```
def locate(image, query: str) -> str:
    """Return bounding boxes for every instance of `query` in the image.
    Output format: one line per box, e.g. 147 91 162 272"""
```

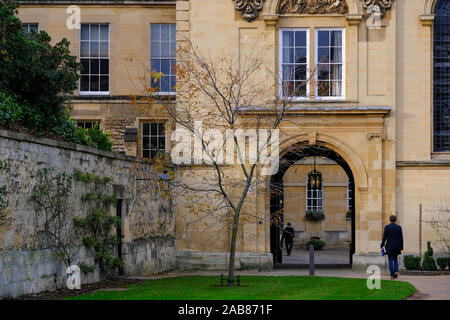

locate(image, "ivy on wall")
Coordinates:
73 170 122 280
0 160 10 225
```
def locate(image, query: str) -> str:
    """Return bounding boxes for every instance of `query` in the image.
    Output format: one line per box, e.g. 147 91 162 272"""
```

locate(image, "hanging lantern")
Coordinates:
307 157 322 190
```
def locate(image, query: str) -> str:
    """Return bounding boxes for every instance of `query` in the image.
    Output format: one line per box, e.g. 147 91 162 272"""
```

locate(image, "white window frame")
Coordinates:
79 23 110 96
314 28 346 100
306 177 324 211
141 122 167 159
150 23 176 96
76 120 102 130
278 28 310 101
23 23 39 33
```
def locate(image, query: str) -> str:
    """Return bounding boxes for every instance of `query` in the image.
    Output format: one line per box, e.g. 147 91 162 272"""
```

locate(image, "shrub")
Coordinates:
305 210 325 221
422 241 437 271
403 255 421 270
436 257 449 271
306 237 326 250
0 91 22 127
86 124 113 152
346 210 352 220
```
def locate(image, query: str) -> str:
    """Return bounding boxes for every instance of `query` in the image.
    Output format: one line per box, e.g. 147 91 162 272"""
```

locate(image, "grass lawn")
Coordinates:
65 276 415 300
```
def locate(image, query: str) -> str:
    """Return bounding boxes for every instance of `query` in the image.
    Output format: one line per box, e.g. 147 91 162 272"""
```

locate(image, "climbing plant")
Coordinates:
0 160 10 225
30 167 77 267
73 170 122 280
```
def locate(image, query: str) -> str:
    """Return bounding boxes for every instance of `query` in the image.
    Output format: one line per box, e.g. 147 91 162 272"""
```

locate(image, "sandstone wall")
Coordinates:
0 130 176 298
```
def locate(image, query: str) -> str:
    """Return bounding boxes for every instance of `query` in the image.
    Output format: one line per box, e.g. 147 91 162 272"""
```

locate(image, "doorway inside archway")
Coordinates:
270 145 355 268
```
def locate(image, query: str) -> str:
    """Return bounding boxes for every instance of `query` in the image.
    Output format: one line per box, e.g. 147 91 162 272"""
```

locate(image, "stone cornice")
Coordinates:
238 106 391 117
397 160 450 168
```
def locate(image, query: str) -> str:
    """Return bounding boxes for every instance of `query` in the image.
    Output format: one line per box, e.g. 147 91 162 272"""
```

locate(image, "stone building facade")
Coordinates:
15 0 450 271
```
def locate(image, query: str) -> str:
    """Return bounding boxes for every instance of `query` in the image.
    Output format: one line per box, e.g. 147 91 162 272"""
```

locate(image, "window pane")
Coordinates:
80 41 89 57
295 31 306 47
317 47 329 63
330 81 342 96
161 76 170 92
295 81 306 97
331 31 342 47
330 64 342 80
80 59 89 74
81 25 89 40
161 42 170 58
90 25 99 41
295 65 306 81
80 76 90 91
151 42 160 58
159 137 165 149
90 42 99 58
90 59 99 74
317 81 329 96
143 123 150 135
282 31 294 47
151 24 160 41
158 123 165 135
100 42 108 58
99 59 108 75
171 24 176 39
318 65 329 80
434 0 450 151
318 31 329 47
283 65 294 81
100 25 109 41
151 123 158 135
151 59 161 73
330 47 342 63
161 24 170 41
282 81 294 96
90 75 99 91
295 47 307 64
100 76 109 91
283 48 294 63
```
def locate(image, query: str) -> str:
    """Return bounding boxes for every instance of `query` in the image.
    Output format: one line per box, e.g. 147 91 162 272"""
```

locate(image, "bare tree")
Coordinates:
128 39 321 285
425 203 450 255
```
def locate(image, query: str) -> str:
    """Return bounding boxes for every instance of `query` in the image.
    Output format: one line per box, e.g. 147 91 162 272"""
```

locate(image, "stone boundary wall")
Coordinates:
0 130 176 298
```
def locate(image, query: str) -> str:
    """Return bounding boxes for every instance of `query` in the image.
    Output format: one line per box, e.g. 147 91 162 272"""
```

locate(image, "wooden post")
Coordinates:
309 244 315 276
419 204 422 257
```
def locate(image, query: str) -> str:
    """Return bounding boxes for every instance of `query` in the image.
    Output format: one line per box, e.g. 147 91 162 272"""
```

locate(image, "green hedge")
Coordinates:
436 257 449 271
306 237 326 250
403 255 421 270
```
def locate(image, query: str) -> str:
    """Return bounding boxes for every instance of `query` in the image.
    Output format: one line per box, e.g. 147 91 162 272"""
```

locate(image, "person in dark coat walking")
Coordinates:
381 215 404 279
280 223 295 256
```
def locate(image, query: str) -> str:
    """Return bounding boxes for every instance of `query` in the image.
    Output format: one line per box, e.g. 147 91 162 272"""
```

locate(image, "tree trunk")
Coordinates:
227 209 240 286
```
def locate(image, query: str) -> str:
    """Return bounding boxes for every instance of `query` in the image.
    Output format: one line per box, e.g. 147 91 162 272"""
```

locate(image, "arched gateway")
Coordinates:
269 144 356 266
264 132 371 268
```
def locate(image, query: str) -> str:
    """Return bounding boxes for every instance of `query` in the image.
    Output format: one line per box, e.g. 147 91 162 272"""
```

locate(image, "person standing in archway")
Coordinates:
381 215 404 279
280 223 295 256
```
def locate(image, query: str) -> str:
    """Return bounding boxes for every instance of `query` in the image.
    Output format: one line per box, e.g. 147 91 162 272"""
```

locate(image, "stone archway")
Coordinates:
268 135 366 267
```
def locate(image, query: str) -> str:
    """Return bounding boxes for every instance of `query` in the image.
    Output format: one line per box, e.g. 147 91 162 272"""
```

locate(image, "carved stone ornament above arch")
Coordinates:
233 0 265 22
260 1 363 26
278 0 348 15
360 0 394 17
